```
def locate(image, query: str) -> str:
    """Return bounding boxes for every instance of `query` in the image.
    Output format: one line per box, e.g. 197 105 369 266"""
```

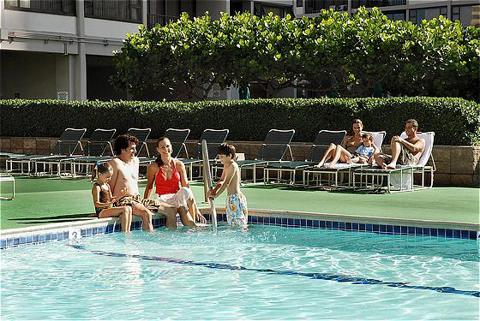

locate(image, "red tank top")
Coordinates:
155 160 181 195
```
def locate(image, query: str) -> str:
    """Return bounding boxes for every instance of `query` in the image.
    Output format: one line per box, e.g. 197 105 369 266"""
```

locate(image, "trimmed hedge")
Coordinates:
1 98 479 146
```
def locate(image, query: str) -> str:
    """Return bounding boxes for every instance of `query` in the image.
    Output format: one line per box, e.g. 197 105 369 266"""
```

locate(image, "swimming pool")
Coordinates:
1 225 479 320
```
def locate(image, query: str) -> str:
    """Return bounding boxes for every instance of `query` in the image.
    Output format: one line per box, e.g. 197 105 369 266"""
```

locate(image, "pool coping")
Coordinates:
1 207 478 249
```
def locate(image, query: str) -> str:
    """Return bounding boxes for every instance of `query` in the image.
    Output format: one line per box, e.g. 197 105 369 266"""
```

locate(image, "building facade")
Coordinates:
1 0 478 101
0 0 230 100
295 0 480 27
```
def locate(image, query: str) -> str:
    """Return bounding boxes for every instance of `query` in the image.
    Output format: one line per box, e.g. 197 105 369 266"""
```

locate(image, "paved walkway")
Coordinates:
0 177 478 230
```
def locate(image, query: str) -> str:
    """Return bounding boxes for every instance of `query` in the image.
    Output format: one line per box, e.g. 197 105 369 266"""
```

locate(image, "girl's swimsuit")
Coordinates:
94 182 109 216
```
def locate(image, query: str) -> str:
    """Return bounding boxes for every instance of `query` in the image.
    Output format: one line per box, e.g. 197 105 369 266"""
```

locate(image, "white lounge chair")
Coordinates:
303 131 386 188
352 132 435 193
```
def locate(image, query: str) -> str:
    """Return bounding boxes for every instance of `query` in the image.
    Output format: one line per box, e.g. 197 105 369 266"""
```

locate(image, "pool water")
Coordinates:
1 226 479 320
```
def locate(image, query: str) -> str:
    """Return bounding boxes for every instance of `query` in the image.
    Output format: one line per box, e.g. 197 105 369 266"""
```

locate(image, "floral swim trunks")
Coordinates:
226 193 248 228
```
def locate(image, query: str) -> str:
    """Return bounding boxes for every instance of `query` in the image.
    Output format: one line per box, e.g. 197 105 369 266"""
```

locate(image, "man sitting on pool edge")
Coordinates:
108 134 178 231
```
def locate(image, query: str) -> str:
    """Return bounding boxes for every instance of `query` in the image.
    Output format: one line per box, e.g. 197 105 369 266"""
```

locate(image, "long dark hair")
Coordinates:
348 119 364 136
155 137 168 167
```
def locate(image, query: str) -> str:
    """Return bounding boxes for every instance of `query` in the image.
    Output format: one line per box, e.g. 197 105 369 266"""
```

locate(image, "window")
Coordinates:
452 5 480 27
409 7 446 25
5 0 76 15
385 10 405 21
84 0 143 23
297 0 304 8
147 0 196 28
305 0 348 14
352 0 406 9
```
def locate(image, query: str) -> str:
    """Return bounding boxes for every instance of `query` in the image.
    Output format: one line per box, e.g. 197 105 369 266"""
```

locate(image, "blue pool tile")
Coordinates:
307 220 313 228
294 219 300 227
26 235 33 243
7 239 14 247
430 229 438 237
352 223 358 231
332 221 338 229
359 223 365 231
252 216 258 224
393 226 400 234
339 222 346 230
0 240 6 249
408 227 416 235
19 237 26 245
380 225 387 233
386 225 393 233
326 221 332 229
445 229 453 238
461 230 469 239
415 227 423 236
282 218 288 226
373 225 380 233
453 230 461 238
437 229 446 237
33 235 39 243
301 219 307 227
81 230 87 237
320 221 326 228
313 220 319 228
345 222 352 230
45 234 51 241
106 224 114 233
287 218 293 226
469 231 477 240
38 235 46 243
13 238 20 246
248 216 253 223
400 226 408 235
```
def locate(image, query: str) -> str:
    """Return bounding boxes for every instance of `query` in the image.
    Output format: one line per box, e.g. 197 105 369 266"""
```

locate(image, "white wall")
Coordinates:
2 10 76 35
84 18 141 39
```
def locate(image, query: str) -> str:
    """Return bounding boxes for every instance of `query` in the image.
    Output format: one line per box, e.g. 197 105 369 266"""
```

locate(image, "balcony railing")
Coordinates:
147 14 182 28
5 0 76 16
351 0 406 9
305 0 348 14
84 0 142 23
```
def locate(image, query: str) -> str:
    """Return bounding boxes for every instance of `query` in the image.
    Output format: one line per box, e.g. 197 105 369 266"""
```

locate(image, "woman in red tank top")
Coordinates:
144 137 206 228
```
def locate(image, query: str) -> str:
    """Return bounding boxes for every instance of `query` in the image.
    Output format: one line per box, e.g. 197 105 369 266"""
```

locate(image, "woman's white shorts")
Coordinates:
156 187 193 210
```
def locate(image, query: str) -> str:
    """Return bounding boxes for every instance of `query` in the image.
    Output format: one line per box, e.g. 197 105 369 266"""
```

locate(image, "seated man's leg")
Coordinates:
130 202 154 232
386 139 402 169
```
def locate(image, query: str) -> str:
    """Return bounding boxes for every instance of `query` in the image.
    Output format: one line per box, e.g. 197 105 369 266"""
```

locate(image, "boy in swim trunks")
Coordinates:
207 144 248 229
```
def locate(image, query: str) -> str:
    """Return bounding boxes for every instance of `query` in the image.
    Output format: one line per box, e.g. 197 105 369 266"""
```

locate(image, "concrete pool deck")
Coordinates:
0 177 478 231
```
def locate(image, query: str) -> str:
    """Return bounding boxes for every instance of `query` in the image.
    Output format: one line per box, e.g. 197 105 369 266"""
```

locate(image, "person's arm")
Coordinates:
399 137 425 154
341 135 352 149
177 160 190 188
210 165 234 198
143 163 157 199
107 159 118 194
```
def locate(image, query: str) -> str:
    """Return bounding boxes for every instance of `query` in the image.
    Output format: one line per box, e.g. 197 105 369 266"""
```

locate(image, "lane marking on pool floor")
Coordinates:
68 244 480 298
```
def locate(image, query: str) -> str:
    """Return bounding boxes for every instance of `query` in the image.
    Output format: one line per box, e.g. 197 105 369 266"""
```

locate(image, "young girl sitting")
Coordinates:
91 162 132 233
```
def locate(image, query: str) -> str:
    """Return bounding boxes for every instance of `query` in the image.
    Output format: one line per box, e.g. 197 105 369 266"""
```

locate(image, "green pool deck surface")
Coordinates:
0 177 478 231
